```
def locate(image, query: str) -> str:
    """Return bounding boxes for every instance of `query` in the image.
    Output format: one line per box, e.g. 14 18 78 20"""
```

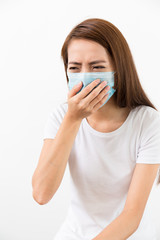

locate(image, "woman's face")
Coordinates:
67 38 115 73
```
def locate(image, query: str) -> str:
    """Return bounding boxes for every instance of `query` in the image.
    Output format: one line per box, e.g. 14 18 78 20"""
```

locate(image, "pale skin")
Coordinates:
67 39 160 239
32 38 160 239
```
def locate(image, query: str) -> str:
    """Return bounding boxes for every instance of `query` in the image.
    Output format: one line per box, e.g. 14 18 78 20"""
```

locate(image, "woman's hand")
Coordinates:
66 78 110 121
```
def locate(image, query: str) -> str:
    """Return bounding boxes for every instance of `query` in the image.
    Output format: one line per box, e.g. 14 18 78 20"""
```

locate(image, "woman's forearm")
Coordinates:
32 112 82 204
92 209 140 240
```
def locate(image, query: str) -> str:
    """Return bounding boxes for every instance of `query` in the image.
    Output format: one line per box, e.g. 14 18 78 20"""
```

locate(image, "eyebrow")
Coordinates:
68 60 107 65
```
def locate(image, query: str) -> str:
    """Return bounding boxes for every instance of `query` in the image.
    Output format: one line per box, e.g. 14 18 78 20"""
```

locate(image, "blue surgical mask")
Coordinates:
67 71 116 108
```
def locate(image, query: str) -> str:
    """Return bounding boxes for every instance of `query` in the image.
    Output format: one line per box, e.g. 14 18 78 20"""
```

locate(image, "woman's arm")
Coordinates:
32 113 82 205
92 209 139 240
92 163 160 240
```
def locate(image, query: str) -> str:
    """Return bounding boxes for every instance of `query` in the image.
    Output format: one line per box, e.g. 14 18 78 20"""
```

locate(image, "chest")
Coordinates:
68 132 138 197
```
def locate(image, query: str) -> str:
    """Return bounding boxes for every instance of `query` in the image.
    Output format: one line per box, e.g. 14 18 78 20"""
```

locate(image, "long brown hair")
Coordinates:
60 18 160 185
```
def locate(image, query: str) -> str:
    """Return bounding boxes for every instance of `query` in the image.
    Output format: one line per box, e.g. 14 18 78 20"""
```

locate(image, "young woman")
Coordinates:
32 18 160 240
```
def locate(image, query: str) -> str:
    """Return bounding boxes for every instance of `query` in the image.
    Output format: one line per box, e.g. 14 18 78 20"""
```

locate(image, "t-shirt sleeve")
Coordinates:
43 102 67 140
136 109 160 164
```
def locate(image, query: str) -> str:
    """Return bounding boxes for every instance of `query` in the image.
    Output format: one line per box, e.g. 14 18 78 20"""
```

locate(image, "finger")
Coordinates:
82 80 109 105
93 93 109 111
68 81 83 98
90 85 110 108
76 79 101 100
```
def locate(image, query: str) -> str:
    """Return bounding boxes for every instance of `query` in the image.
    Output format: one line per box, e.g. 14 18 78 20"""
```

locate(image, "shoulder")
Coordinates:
134 105 160 141
142 105 160 125
44 101 68 128
133 105 160 127
128 105 160 144
50 101 68 119
134 106 160 164
139 105 160 119
43 101 68 139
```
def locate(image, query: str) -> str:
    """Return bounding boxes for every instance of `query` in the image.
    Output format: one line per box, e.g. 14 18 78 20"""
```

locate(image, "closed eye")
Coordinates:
69 67 78 70
93 66 105 69
69 66 105 70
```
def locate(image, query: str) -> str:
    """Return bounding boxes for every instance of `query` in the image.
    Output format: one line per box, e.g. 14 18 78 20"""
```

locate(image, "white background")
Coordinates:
0 0 160 239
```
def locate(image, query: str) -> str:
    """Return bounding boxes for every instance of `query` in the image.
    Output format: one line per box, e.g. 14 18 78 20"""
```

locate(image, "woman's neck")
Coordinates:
87 97 130 123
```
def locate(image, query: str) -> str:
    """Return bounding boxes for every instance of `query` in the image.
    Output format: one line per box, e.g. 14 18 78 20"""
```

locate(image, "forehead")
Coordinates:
67 39 110 61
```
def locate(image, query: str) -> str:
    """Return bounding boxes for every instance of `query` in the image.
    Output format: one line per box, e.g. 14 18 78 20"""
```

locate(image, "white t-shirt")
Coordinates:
43 102 160 240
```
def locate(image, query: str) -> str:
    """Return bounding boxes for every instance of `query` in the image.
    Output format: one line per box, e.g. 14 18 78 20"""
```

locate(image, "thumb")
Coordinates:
68 81 83 98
